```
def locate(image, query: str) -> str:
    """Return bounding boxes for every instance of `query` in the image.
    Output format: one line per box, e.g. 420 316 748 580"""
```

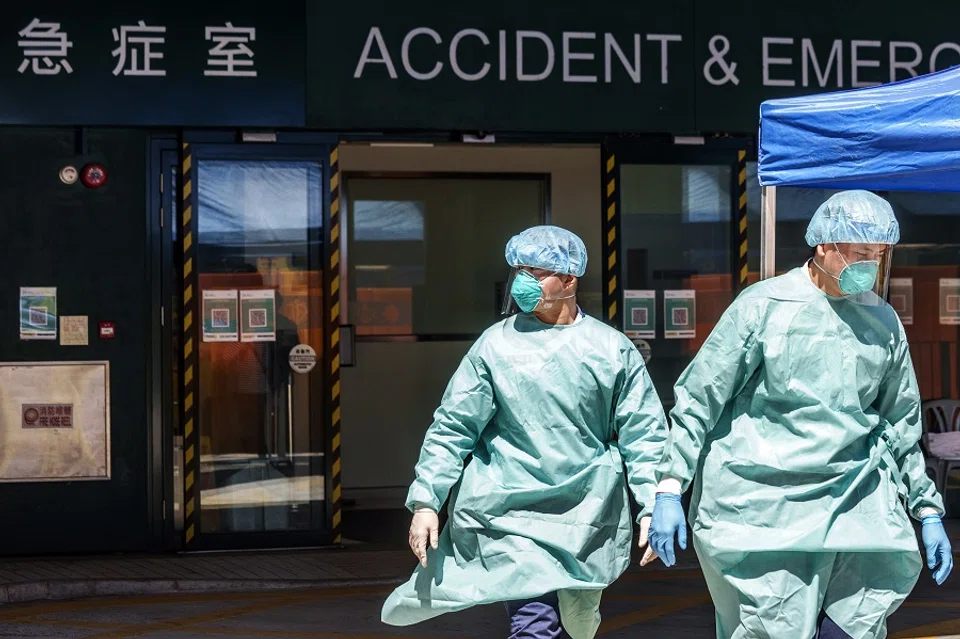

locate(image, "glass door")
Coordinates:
183 143 331 549
602 142 743 406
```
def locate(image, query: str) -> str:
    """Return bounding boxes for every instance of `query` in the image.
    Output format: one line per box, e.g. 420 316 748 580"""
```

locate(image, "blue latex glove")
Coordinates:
922 515 953 585
648 493 687 567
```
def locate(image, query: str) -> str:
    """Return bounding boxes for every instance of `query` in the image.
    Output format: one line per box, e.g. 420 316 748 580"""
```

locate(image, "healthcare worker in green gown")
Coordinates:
381 225 669 639
644 190 953 639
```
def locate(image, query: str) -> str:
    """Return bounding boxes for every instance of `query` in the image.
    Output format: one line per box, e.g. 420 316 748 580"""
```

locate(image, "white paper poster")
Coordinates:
60 316 89 346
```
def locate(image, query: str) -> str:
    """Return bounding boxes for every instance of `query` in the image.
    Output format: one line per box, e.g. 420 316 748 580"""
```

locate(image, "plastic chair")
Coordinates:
921 399 960 512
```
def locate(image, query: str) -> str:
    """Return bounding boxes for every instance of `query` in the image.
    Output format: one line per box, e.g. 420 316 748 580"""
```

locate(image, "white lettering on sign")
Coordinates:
350 27 960 92
516 30 554 81
112 20 166 76
604 33 640 83
450 29 490 81
204 22 257 77
851 40 881 87
402 27 443 80
17 18 73 75
498 30 507 80
353 27 681 84
703 35 739 85
648 34 682 84
930 42 960 74
802 39 842 88
763 37 795 87
354 27 397 79
563 32 597 83
890 41 922 81
761 37 960 88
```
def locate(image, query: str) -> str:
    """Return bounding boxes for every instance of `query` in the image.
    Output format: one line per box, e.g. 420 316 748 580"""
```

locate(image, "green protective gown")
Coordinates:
657 265 944 639
381 312 669 638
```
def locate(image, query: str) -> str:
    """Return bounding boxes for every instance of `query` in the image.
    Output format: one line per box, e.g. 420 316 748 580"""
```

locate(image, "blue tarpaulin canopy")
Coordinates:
758 65 960 192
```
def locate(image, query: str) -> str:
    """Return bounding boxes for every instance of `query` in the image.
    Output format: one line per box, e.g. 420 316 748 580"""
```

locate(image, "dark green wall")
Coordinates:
0 128 151 554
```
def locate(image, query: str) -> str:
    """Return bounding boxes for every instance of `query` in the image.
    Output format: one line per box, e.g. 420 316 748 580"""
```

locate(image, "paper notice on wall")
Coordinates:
623 290 656 339
0 361 110 482
663 290 697 339
202 290 239 342
888 278 913 326
240 289 277 342
60 316 89 346
940 279 960 325
20 287 57 341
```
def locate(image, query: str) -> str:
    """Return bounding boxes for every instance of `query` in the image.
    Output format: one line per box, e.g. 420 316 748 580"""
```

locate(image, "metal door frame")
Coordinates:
599 139 749 331
149 135 180 551
177 131 340 551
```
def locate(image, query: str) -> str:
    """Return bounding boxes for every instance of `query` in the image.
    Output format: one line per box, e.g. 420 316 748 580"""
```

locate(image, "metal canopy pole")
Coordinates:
760 186 777 280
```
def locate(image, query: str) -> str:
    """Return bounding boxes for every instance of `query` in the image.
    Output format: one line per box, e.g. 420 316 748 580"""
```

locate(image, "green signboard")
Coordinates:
307 0 960 134
0 1 305 126
0 1 955 133
694 0 960 132
308 0 695 133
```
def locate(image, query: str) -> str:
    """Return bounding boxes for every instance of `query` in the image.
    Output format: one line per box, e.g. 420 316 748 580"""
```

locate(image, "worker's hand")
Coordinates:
637 515 658 566
647 493 687 568
922 515 953 585
409 508 440 568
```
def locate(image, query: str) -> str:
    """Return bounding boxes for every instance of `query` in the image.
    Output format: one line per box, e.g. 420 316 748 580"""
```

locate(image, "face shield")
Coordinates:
815 243 895 305
501 267 524 316
500 266 576 315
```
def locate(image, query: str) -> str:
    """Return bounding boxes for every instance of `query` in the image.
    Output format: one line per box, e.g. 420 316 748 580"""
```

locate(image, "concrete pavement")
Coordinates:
0 545 411 605
0 516 956 636
0 556 957 638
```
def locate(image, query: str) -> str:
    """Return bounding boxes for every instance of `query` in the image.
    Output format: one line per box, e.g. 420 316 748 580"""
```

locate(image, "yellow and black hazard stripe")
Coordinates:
737 150 749 289
181 142 200 547
327 145 343 545
602 149 620 328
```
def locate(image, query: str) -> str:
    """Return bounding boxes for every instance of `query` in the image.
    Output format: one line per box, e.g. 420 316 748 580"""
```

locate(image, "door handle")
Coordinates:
340 324 356 367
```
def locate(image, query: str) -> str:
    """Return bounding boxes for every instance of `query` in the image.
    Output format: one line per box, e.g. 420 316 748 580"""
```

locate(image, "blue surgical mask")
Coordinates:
511 270 543 312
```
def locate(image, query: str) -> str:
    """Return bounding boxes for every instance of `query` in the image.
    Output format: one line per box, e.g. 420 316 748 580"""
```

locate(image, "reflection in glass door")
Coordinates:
190 154 326 543
611 147 739 406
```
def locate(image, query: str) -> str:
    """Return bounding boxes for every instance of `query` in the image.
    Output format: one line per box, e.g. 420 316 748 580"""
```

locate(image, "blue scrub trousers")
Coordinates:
505 593 570 639
816 614 853 639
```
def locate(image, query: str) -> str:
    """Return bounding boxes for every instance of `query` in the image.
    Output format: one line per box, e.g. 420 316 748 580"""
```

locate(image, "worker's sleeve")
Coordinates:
656 299 763 493
615 344 669 521
405 352 497 513
876 330 945 519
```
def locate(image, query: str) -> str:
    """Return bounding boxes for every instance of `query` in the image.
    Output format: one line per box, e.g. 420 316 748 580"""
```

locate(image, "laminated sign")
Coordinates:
664 290 697 339
624 290 656 339
240 289 277 342
940 279 960 326
20 287 57 340
203 290 239 342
